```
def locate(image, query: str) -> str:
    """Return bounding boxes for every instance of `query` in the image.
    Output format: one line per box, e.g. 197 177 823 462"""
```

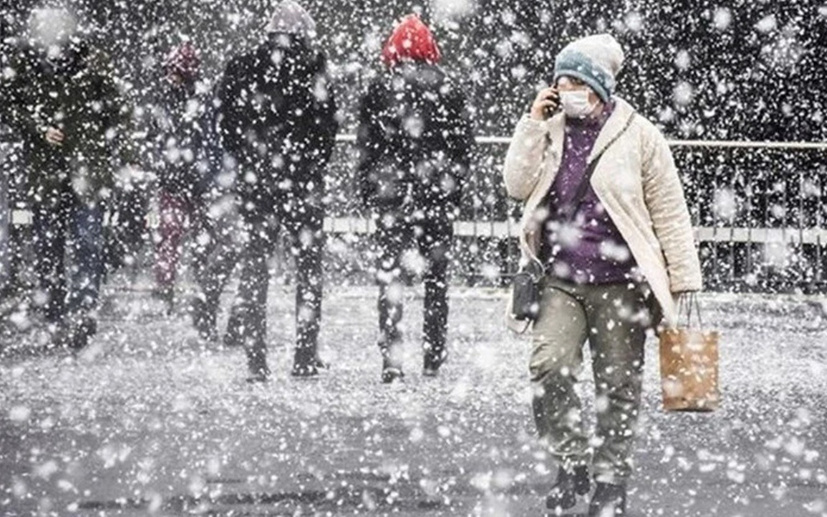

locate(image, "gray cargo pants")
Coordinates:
530 276 651 483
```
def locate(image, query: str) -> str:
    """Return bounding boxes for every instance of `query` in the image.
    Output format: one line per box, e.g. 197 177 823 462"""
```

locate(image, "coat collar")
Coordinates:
587 97 636 162
544 96 636 163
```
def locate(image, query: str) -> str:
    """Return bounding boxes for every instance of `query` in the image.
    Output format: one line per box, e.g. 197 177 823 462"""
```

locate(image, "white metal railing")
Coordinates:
11 211 826 246
322 217 827 245
334 133 827 150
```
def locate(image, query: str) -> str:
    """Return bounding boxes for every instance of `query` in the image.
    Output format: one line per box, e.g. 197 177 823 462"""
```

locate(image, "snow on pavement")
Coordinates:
1 286 825 516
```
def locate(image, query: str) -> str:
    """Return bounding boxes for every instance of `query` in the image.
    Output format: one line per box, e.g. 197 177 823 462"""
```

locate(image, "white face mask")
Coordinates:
559 90 598 118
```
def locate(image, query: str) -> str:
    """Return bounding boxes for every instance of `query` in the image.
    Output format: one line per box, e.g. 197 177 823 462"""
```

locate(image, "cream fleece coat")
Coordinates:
503 97 703 332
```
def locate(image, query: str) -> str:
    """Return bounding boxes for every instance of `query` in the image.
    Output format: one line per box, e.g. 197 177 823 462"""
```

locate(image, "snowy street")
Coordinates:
1 285 825 516
2 0 827 515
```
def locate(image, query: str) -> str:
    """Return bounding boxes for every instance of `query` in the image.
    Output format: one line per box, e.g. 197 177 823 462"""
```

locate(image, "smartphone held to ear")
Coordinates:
545 91 561 117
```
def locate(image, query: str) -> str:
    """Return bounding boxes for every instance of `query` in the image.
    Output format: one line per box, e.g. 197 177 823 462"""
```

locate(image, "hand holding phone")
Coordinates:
529 87 560 121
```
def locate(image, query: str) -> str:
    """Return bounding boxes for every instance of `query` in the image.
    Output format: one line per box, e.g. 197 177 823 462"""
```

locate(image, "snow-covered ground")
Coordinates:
1 283 826 516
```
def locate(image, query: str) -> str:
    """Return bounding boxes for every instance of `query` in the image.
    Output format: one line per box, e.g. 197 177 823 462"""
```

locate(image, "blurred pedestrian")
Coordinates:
187 78 242 341
502 34 703 515
145 41 212 313
0 8 131 349
0 127 10 299
356 14 474 383
203 0 338 381
0 35 13 299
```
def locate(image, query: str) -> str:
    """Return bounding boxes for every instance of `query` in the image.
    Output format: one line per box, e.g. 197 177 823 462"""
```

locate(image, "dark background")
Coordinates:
2 0 827 291
2 0 825 139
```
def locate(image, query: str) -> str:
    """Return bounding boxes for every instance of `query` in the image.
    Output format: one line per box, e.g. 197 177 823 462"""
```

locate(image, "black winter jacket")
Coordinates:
217 34 338 213
356 62 474 214
0 40 130 203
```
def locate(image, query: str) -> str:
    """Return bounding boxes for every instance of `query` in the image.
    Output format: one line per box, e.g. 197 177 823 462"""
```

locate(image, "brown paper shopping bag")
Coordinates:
659 294 720 412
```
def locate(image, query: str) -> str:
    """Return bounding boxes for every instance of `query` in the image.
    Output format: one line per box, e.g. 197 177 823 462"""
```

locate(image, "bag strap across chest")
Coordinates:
557 112 637 222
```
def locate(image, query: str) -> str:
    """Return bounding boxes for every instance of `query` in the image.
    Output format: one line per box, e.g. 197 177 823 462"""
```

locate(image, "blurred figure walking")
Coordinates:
145 42 213 313
356 14 474 382
204 1 338 381
0 8 131 349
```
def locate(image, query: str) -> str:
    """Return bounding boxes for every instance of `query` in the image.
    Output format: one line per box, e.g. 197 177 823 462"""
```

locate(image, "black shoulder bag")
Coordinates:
510 113 637 327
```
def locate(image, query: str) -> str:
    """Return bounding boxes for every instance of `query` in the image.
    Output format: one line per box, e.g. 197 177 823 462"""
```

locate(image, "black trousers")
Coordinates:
375 210 452 359
31 186 104 324
199 193 324 368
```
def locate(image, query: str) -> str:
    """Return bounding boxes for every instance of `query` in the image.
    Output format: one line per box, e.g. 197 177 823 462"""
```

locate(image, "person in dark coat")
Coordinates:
0 9 131 349
356 14 474 383
0 33 15 297
146 42 211 312
200 0 338 381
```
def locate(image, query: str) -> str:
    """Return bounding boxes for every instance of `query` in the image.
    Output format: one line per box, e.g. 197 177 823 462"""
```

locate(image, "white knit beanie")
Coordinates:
553 34 625 103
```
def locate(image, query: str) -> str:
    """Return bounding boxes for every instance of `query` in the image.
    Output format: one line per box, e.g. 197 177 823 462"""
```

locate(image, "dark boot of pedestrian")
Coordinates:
381 356 404 383
246 346 270 383
422 345 447 377
380 338 404 384
224 306 245 348
47 322 71 351
546 465 590 511
72 317 97 350
152 285 174 315
50 316 97 351
588 482 626 517
291 347 321 378
291 313 326 378
311 355 329 370
189 296 217 342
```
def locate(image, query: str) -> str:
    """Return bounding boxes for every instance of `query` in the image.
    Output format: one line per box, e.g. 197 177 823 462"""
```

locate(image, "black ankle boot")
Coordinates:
588 482 627 516
246 347 270 383
190 297 217 341
71 317 97 350
379 335 404 384
224 310 245 348
52 315 97 350
291 347 320 378
546 465 590 510
422 347 447 377
380 346 404 383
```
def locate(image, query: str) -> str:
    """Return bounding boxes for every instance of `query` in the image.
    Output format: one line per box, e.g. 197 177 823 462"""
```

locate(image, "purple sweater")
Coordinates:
540 102 638 284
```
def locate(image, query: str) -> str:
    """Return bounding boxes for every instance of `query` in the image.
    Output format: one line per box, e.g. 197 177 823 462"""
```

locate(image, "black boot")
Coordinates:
546 465 590 511
422 347 448 377
246 346 270 383
380 341 404 384
50 315 97 351
71 317 97 350
48 322 72 351
224 307 245 348
588 482 627 517
190 297 217 341
381 356 404 383
379 327 404 383
291 347 320 378
152 286 174 315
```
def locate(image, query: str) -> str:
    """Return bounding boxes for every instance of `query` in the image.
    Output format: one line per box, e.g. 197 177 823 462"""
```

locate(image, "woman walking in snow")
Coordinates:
503 34 702 515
